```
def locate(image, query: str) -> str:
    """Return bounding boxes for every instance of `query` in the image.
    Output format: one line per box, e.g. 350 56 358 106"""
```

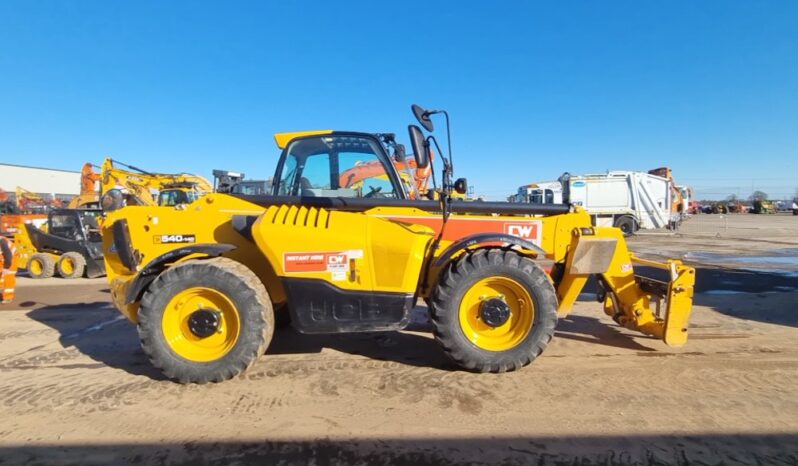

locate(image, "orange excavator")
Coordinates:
67 163 102 209
339 155 433 199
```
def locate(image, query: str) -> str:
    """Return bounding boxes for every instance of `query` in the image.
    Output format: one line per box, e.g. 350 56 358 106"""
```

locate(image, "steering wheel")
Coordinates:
364 186 384 198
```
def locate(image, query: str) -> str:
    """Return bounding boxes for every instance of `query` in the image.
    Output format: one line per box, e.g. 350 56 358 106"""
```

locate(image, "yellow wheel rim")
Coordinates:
162 287 241 362
61 257 74 275
30 259 43 276
459 276 535 352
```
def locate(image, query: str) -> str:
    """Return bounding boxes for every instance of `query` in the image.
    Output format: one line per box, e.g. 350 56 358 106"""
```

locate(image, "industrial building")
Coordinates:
0 163 81 201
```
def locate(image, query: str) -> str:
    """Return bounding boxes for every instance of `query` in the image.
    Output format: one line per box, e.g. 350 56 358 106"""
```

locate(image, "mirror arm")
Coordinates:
440 110 453 172
428 135 450 189
421 109 454 171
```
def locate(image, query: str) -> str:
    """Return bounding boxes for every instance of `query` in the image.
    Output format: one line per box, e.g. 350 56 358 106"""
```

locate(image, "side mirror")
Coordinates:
394 143 406 162
411 104 434 132
454 178 468 195
408 125 429 169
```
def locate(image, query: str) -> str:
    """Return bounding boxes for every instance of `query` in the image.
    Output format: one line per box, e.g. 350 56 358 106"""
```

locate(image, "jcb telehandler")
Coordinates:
101 105 695 383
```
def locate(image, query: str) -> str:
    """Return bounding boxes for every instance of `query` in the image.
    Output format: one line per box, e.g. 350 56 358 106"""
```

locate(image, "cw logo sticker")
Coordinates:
503 222 542 245
326 254 348 271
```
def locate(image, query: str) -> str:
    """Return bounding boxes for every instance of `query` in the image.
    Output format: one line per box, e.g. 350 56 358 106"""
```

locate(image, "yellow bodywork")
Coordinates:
274 130 333 150
67 193 100 209
12 220 46 269
102 192 695 347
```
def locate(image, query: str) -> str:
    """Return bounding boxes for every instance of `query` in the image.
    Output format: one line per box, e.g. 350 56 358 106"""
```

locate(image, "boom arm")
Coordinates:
101 158 213 206
555 227 695 346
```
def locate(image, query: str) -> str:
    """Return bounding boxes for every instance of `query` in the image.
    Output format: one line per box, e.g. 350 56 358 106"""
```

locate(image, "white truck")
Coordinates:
515 171 673 234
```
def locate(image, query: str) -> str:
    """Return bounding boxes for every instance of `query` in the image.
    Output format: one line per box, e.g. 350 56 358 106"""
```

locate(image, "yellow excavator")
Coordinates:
100 105 695 384
100 158 213 208
66 159 213 210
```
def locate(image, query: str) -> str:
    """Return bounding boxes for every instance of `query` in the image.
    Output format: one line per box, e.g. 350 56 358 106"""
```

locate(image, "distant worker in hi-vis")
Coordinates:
1 235 17 304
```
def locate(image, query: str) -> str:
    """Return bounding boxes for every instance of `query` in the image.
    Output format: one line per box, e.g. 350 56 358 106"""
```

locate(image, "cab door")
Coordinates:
259 133 422 333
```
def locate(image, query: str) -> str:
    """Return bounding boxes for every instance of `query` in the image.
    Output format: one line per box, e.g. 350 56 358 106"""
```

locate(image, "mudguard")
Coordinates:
433 233 546 268
124 243 236 304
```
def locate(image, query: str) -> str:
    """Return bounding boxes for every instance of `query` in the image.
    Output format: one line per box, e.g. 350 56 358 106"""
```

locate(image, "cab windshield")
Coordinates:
277 135 402 199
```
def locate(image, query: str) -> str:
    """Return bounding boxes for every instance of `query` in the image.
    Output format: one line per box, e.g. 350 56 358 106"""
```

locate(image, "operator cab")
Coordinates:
272 132 407 199
49 209 102 242
158 182 204 207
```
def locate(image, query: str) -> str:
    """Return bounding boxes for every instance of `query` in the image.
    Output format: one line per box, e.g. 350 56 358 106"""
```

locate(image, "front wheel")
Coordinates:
28 253 55 279
138 257 274 384
431 249 558 373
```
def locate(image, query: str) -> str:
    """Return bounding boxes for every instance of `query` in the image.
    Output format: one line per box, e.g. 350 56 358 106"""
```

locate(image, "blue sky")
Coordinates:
1 1 796 200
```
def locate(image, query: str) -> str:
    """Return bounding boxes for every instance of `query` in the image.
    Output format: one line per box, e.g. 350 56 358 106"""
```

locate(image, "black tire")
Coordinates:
28 253 55 279
138 257 274 384
56 252 86 279
431 249 558 373
614 216 636 236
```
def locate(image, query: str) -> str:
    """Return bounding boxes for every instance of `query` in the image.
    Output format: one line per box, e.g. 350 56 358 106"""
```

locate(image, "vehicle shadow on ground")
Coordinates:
268 325 455 370
1 434 795 465
26 303 168 381
555 315 657 351
24 302 454 377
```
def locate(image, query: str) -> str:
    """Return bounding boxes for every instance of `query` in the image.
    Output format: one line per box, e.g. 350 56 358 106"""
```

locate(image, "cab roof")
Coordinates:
273 130 333 150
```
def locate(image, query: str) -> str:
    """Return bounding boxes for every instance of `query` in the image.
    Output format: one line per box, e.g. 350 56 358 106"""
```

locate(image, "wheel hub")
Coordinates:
480 298 511 327
188 309 221 338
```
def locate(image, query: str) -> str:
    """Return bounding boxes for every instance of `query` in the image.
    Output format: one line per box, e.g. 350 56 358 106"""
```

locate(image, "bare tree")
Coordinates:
749 190 768 201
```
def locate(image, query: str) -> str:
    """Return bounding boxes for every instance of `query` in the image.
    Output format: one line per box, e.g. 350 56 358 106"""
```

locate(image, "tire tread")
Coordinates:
431 249 558 373
138 257 273 384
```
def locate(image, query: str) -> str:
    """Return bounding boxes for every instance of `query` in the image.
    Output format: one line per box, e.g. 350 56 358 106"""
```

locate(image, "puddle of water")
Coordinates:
740 268 798 278
685 249 798 272
703 290 749 295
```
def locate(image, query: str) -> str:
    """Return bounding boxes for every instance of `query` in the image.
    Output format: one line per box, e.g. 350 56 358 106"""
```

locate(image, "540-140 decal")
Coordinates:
154 234 197 244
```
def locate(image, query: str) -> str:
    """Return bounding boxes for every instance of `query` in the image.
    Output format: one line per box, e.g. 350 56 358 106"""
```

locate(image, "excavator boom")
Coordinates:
101 158 213 207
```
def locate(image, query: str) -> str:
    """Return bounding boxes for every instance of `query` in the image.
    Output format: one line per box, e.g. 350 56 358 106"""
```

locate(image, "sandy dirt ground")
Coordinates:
0 214 797 465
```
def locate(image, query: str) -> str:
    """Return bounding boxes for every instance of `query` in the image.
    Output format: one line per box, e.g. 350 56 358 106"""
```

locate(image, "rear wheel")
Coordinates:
138 257 274 384
614 215 637 236
57 252 86 279
28 253 55 279
431 249 558 373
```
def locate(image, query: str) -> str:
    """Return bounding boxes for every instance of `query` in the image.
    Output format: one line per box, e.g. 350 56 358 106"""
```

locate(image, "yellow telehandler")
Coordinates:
100 105 695 383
